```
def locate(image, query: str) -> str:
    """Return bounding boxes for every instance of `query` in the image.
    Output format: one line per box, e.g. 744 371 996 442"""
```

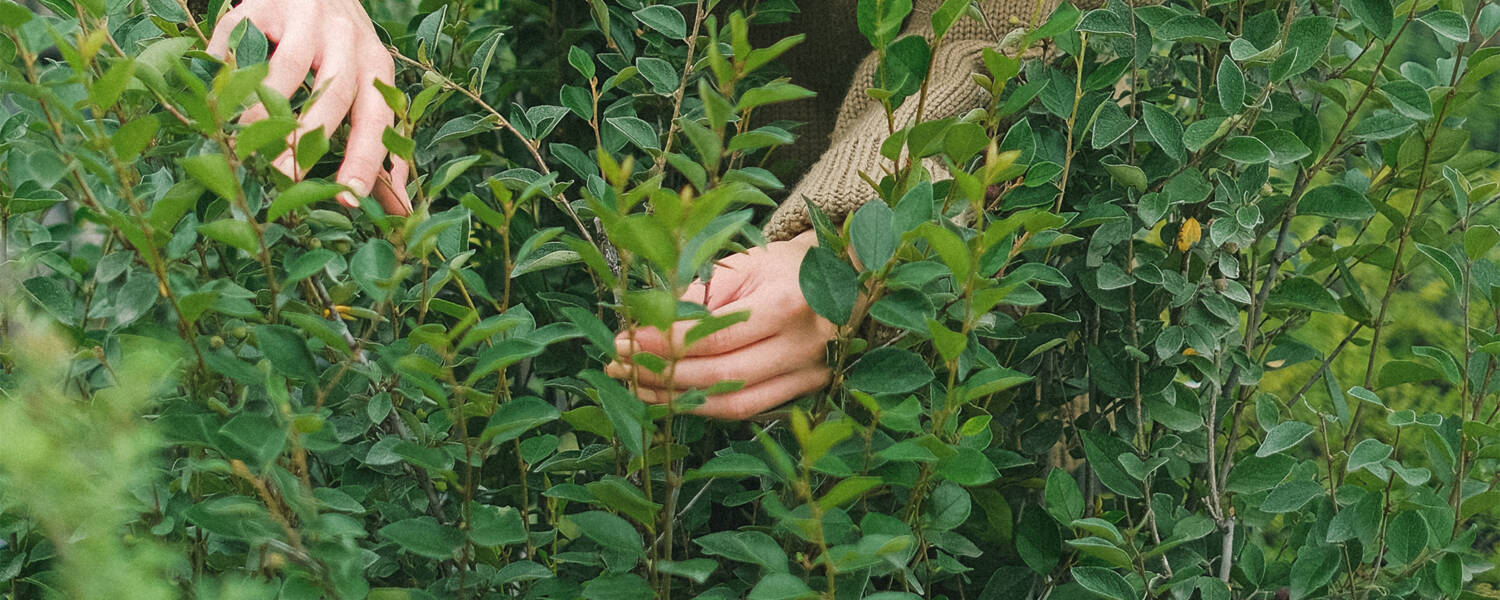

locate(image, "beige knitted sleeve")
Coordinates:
762 0 1061 241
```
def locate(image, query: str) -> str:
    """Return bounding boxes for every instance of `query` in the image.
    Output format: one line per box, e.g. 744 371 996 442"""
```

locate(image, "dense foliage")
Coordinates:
4 0 1500 598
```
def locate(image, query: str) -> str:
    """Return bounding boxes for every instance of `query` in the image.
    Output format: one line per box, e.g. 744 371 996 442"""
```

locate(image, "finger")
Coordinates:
336 57 397 208
271 149 298 180
617 298 791 360
615 269 775 357
633 367 831 420
237 22 316 124
612 280 705 356
372 156 412 215
206 2 284 60
613 329 825 389
285 51 357 190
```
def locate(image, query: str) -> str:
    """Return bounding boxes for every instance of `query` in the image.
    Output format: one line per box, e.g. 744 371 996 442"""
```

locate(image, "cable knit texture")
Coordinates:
762 0 1100 241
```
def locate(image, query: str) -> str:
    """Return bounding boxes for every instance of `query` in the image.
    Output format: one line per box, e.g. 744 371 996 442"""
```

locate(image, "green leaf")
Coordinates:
482 397 561 445
579 370 647 458
427 155 482 198
254 324 320 382
1289 545 1340 599
1379 80 1434 120
1416 242 1463 291
737 81 816 112
1466 225 1500 259
586 477 662 527
1419 10 1470 42
235 117 298 160
1016 504 1061 573
1077 9 1129 35
747 573 815 600
1282 16 1335 80
1045 468 1084 523
634 5 687 39
0 1 33 27
937 447 999 486
606 116 661 151
931 0 971 39
1258 129 1312 164
1351 111 1415 141
849 199 898 270
1079 431 1143 498
1436 553 1463 595
1072 566 1136 600
1347 438 1393 473
469 503 526 547
1298 184 1374 219
1141 103 1186 163
1413 345 1461 384
23 276 79 324
379 517 465 559
798 245 859 326
180 153 240 202
267 181 342 221
695 530 789 572
1326 490 1381 543
568 45 595 80
351 239 397 302
1216 56 1244 113
857 0 914 49
657 559 718 584
430 114 500 148
1346 0 1394 37
1347 386 1384 407
1267 276 1341 313
685 453 774 481
1257 421 1315 457
1155 14 1230 43
875 34 931 102
1066 537 1132 569
817 476 883 510
1217 136 1271 163
582 574 654 600
571 510 644 557
1226 454 1296 493
1385 511 1428 565
1377 359 1445 388
1261 480 1324 513
218 413 287 467
197 219 260 254
636 57 679 95
848 348 934 394
113 114 159 161
1091 101 1137 149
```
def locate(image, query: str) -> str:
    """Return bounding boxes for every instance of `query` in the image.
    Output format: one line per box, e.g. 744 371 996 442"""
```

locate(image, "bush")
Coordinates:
4 0 1500 598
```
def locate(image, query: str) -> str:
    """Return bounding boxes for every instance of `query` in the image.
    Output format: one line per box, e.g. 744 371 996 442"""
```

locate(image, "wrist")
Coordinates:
789 229 819 249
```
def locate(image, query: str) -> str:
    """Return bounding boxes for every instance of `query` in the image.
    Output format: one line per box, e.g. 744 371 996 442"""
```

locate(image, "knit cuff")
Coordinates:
763 38 994 241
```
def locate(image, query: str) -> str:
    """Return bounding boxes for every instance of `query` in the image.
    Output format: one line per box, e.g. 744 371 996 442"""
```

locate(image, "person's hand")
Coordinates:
207 0 412 215
607 230 837 420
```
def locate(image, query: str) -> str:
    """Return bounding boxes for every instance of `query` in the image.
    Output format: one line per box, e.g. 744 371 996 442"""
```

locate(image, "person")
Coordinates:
205 0 1055 420
206 0 412 215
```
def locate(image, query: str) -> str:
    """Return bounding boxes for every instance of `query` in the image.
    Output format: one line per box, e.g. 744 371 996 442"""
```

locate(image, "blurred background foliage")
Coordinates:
6 0 1500 599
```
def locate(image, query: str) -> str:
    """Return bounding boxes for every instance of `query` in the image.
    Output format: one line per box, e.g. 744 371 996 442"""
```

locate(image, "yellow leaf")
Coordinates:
1177 217 1202 252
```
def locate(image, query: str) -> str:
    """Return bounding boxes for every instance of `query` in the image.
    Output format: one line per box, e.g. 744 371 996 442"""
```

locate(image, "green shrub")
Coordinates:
3 0 1500 598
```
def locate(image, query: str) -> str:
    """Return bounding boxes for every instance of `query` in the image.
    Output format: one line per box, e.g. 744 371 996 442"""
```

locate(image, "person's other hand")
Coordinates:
607 230 837 420
207 0 412 215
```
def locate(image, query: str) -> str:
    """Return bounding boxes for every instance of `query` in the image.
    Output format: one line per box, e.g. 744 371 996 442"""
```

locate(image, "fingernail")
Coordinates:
346 177 370 197
336 191 359 208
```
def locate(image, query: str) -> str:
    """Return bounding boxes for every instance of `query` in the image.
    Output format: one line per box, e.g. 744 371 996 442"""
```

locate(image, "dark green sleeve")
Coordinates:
748 0 865 181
